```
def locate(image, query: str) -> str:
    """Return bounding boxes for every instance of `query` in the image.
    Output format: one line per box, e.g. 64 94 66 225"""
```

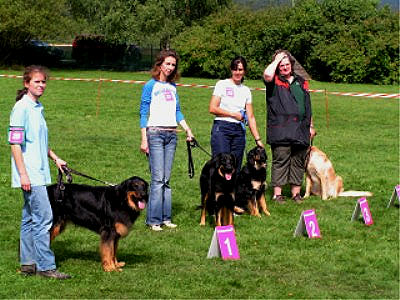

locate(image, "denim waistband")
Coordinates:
147 126 178 131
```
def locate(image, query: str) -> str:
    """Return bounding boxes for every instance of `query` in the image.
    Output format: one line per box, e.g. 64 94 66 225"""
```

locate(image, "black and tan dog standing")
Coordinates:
235 146 270 217
47 176 148 272
199 153 237 226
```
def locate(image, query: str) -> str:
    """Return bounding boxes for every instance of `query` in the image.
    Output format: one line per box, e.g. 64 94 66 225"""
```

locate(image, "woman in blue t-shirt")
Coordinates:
9 65 70 279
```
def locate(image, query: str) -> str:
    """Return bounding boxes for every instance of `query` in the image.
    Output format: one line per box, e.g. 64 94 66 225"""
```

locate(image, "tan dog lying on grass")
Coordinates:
304 146 373 200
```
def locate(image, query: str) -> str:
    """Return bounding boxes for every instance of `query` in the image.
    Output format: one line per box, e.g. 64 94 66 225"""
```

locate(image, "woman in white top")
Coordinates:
139 49 194 231
209 56 264 170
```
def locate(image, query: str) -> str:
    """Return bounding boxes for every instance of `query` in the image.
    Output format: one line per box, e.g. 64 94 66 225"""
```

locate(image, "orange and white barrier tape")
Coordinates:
1 74 398 99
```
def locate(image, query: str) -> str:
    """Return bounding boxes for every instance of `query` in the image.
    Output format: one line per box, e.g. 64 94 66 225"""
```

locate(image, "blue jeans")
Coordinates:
210 120 246 170
146 128 177 225
20 185 56 271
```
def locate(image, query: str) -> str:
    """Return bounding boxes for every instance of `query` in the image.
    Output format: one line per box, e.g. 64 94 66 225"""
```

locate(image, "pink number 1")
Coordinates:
224 238 232 256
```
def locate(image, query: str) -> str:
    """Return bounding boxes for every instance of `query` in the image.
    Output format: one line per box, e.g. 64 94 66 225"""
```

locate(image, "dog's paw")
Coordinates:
102 262 117 272
115 261 125 268
233 206 245 215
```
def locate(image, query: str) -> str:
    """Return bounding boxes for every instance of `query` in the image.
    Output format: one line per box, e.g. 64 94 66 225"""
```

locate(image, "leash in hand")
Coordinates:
61 165 116 186
186 137 212 179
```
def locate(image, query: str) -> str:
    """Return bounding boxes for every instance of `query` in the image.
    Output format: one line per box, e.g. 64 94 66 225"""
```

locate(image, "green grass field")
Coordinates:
0 69 398 299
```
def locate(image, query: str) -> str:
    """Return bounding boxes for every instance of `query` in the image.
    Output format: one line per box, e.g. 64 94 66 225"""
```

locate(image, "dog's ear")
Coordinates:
214 154 221 169
138 177 149 191
115 179 129 196
247 150 255 165
261 147 267 161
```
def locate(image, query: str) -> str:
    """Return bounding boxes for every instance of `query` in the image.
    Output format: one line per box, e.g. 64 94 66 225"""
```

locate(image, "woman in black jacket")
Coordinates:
263 50 316 204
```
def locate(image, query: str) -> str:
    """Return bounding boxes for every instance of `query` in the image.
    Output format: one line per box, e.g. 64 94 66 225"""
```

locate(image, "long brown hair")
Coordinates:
16 65 49 101
150 49 180 83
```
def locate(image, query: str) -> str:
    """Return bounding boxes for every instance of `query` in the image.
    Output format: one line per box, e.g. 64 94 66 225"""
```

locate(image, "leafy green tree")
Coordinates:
66 0 140 44
66 0 232 47
173 0 399 84
176 0 233 26
132 0 184 48
296 0 399 83
172 5 290 79
0 0 75 64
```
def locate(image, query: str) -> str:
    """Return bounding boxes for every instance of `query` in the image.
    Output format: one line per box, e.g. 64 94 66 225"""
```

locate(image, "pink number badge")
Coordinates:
216 225 240 260
358 197 373 226
303 209 321 238
226 87 234 97
8 126 25 144
164 89 173 101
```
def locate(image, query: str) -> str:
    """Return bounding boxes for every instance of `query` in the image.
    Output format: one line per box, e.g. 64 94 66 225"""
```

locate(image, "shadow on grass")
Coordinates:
52 240 152 266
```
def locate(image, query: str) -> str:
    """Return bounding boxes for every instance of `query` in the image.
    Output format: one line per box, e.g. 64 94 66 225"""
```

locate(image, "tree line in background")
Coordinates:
0 0 398 84
173 0 399 84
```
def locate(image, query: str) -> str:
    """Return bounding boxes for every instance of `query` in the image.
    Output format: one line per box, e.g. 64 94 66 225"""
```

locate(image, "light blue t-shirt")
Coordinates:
9 94 51 187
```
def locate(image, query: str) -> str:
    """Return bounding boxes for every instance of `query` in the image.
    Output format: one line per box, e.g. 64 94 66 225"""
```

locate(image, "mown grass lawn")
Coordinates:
0 69 398 299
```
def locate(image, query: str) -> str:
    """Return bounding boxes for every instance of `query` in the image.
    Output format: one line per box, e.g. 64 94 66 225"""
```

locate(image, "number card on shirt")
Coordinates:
207 225 240 260
387 185 400 208
8 126 25 144
351 197 373 226
294 209 321 238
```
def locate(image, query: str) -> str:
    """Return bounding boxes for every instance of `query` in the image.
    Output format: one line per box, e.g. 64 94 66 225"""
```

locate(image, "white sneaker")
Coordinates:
163 221 177 228
150 224 163 231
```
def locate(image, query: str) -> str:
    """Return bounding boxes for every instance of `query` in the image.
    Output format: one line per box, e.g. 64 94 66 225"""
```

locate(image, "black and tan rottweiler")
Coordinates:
199 153 237 226
235 146 270 217
47 176 148 272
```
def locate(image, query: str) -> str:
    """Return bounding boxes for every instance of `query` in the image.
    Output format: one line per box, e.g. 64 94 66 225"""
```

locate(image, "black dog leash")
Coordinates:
55 168 72 203
61 166 116 186
186 141 194 179
186 138 212 179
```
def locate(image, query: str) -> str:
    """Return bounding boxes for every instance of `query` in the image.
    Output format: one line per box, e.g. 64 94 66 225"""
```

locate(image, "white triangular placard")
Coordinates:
387 185 400 208
294 212 306 237
207 228 221 258
351 200 361 221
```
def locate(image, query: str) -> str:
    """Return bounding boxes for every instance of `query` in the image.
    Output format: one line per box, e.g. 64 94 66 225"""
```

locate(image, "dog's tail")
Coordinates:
338 191 373 197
